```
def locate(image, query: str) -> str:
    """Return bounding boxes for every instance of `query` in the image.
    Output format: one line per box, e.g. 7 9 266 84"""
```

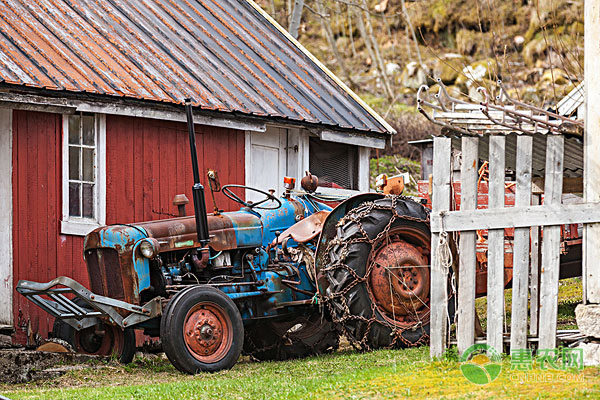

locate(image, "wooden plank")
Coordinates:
457 137 478 355
430 137 452 359
0 108 12 327
584 0 600 304
430 202 600 232
510 136 533 350
487 136 505 354
529 194 541 337
539 135 564 350
532 177 582 194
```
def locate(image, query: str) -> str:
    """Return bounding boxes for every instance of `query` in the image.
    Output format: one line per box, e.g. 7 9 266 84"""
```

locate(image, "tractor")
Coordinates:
17 101 436 373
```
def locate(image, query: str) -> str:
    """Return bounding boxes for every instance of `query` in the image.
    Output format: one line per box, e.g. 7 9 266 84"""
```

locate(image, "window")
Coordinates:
309 137 358 190
61 113 105 236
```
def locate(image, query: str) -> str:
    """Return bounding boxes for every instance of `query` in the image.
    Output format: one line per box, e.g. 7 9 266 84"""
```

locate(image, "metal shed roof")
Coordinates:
0 0 393 135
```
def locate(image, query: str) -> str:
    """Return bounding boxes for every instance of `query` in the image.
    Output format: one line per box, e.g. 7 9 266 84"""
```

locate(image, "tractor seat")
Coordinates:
271 210 330 245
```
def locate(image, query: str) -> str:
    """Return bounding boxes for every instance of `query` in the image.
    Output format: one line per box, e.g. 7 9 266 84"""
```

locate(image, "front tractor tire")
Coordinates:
324 197 446 350
160 286 244 374
52 300 136 364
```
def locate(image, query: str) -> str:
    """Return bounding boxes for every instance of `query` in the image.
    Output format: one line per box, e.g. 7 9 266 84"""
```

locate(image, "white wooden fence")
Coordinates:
429 134 600 357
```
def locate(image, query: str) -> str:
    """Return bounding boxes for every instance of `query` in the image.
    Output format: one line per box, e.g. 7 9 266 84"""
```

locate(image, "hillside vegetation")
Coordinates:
259 0 583 160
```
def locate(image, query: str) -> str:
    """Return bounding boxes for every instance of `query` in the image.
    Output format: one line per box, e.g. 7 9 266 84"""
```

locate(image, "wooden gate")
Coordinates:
418 82 599 357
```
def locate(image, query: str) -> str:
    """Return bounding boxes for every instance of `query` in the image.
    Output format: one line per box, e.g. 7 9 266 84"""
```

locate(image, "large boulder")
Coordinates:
576 304 600 339
399 61 430 90
429 53 469 85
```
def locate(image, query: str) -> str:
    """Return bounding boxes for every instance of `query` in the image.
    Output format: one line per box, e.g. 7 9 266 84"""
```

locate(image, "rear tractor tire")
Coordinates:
243 312 339 361
160 285 244 374
324 197 451 350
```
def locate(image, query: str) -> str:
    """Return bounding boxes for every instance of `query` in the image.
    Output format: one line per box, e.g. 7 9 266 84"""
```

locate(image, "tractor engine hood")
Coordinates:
136 212 263 252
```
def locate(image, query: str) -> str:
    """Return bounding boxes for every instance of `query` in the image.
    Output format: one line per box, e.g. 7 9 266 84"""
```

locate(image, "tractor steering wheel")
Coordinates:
221 184 282 210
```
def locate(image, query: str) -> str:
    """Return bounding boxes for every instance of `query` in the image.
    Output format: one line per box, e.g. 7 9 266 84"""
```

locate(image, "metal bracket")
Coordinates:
16 276 162 331
416 79 583 137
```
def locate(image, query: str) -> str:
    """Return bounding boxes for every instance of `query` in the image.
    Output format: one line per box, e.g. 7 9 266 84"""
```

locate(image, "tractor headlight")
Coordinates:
139 238 159 259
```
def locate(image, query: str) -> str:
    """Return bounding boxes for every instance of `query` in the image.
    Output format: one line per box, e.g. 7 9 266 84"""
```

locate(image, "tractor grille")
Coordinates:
84 248 125 300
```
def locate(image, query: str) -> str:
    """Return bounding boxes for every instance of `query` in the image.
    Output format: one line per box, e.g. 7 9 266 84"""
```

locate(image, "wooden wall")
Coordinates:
11 111 245 343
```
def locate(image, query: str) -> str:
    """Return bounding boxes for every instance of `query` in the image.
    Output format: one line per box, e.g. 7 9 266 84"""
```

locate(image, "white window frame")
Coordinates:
61 113 106 236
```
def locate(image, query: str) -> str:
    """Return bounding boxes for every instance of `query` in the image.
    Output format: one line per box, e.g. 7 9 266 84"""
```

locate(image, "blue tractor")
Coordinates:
17 101 434 373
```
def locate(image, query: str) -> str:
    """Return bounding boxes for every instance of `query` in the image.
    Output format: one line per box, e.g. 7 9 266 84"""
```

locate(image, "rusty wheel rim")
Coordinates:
74 323 124 357
183 302 233 363
368 226 431 329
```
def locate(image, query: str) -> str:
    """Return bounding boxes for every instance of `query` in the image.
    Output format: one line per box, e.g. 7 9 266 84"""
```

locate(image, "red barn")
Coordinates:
0 0 394 344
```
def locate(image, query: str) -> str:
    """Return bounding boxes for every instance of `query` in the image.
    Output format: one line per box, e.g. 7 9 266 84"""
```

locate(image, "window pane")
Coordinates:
69 182 81 217
82 184 94 218
69 146 80 180
82 115 95 146
68 115 80 145
82 148 95 182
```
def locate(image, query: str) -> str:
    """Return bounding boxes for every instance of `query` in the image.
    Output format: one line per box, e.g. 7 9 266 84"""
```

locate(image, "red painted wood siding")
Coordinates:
105 115 245 223
12 110 86 343
12 111 245 342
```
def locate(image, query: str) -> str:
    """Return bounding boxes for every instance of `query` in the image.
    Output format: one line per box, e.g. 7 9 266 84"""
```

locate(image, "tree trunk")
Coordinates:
288 0 304 39
401 0 423 65
357 1 394 100
315 0 354 86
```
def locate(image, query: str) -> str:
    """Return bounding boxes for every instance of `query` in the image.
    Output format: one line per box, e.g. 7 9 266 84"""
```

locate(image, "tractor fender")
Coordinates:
313 193 384 294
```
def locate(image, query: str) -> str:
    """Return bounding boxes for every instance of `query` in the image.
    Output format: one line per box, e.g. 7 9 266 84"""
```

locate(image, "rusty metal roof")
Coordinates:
0 0 393 134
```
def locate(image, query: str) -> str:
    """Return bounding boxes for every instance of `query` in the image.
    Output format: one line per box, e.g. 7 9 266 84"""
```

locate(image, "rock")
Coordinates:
385 62 401 76
399 61 429 90
428 54 468 85
374 0 388 13
514 35 525 50
520 87 542 104
570 21 584 36
0 334 12 349
456 29 492 56
523 37 548 67
578 342 600 366
576 304 600 338
540 68 569 85
36 341 71 353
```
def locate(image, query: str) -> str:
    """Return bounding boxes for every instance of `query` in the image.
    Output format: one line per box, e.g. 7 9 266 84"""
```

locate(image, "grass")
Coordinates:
2 346 599 400
369 155 421 194
474 277 582 332
1 280 589 399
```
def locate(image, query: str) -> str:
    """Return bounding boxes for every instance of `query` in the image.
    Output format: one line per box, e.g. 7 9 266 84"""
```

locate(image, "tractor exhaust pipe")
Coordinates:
184 99 210 246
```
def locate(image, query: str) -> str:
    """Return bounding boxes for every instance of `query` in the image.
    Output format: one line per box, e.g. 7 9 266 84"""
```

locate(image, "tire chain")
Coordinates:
322 196 434 350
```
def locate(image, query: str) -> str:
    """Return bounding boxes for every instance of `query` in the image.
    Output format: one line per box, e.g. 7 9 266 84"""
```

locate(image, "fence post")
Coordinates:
529 194 541 337
430 137 452 358
539 135 564 350
457 137 478 355
511 136 533 349
487 136 505 353
584 0 600 304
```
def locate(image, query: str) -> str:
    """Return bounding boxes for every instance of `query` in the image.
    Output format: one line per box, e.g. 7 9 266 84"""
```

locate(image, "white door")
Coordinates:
0 108 12 329
245 127 287 202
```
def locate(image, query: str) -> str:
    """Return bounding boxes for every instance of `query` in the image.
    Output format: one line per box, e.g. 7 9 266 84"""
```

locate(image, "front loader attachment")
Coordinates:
16 277 161 331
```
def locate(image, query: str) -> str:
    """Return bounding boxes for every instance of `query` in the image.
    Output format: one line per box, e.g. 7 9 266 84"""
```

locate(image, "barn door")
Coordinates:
245 127 287 203
0 108 13 329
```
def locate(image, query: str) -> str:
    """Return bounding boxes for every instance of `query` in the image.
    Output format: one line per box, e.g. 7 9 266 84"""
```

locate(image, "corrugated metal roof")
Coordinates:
450 133 583 178
0 0 393 134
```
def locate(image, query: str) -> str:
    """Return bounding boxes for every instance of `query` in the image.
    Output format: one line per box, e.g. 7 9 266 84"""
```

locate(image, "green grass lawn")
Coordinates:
475 277 582 332
2 346 599 400
1 279 590 399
